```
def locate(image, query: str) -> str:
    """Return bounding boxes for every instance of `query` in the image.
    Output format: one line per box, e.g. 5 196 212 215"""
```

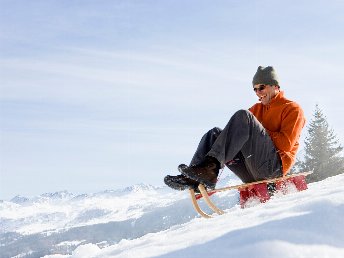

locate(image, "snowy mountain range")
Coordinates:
1 174 344 258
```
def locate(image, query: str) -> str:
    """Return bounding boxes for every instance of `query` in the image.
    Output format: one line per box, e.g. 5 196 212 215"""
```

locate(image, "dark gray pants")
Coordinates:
189 110 282 183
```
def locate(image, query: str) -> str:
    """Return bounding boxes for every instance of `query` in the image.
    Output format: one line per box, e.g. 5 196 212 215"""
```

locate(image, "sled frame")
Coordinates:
189 171 313 219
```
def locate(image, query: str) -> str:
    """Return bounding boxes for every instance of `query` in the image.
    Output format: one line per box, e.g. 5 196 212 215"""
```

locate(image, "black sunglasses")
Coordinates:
253 84 267 92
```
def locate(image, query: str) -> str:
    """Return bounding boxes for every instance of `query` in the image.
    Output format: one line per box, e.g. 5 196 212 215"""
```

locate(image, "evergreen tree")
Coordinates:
296 104 344 182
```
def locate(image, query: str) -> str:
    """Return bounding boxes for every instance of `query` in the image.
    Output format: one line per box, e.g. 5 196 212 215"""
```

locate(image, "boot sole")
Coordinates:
164 176 199 191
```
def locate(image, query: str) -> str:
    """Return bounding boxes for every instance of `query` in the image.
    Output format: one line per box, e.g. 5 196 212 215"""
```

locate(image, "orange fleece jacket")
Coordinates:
249 91 305 175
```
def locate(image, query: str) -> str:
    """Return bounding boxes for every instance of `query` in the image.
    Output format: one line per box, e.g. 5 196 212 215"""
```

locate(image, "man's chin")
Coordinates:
259 96 269 105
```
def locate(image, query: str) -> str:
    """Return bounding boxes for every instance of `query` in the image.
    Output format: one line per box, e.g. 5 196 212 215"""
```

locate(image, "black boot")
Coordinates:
180 156 220 190
164 174 199 191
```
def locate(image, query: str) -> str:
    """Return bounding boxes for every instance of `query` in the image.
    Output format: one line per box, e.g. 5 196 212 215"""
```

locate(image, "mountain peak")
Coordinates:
123 183 158 193
10 195 30 204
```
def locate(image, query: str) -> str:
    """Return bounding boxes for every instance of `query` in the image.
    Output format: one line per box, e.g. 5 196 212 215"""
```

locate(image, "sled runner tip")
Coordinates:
189 188 213 218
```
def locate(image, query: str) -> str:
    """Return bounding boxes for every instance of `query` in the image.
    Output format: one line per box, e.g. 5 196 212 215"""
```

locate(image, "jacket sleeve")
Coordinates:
267 104 305 152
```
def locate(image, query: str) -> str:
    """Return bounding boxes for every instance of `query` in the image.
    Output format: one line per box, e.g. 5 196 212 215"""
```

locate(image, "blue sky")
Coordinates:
1 0 344 199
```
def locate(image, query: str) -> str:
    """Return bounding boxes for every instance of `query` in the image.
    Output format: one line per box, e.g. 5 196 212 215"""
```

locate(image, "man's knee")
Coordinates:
209 127 222 136
231 109 252 123
234 109 251 118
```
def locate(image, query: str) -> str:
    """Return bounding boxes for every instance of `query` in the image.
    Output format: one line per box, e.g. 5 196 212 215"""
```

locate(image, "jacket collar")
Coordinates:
264 91 284 109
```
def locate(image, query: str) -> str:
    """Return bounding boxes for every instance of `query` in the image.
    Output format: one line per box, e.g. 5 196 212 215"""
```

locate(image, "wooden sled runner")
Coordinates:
189 171 313 218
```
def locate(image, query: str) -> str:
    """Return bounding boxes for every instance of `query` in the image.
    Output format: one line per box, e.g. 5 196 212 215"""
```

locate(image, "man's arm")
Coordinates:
267 104 305 152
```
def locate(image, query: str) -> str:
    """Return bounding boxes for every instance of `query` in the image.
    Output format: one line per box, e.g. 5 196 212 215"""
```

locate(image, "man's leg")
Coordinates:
185 126 257 185
208 109 282 181
192 128 255 183
164 127 222 190
226 151 255 183
181 110 282 187
189 127 222 166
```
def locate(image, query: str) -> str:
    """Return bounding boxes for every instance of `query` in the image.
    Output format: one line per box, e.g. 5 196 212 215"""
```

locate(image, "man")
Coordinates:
164 66 306 191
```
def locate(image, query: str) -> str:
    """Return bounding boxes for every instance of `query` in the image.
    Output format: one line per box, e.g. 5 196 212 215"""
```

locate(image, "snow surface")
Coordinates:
1 174 344 258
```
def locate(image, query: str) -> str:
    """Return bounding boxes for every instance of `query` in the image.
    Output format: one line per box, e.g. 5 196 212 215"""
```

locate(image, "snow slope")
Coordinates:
1 174 344 258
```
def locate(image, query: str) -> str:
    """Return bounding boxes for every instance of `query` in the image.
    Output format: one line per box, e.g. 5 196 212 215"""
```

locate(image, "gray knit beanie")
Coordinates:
252 66 279 86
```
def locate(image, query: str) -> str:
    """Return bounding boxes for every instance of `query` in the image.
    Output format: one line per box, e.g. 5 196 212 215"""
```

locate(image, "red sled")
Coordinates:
190 171 312 218
239 174 308 208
